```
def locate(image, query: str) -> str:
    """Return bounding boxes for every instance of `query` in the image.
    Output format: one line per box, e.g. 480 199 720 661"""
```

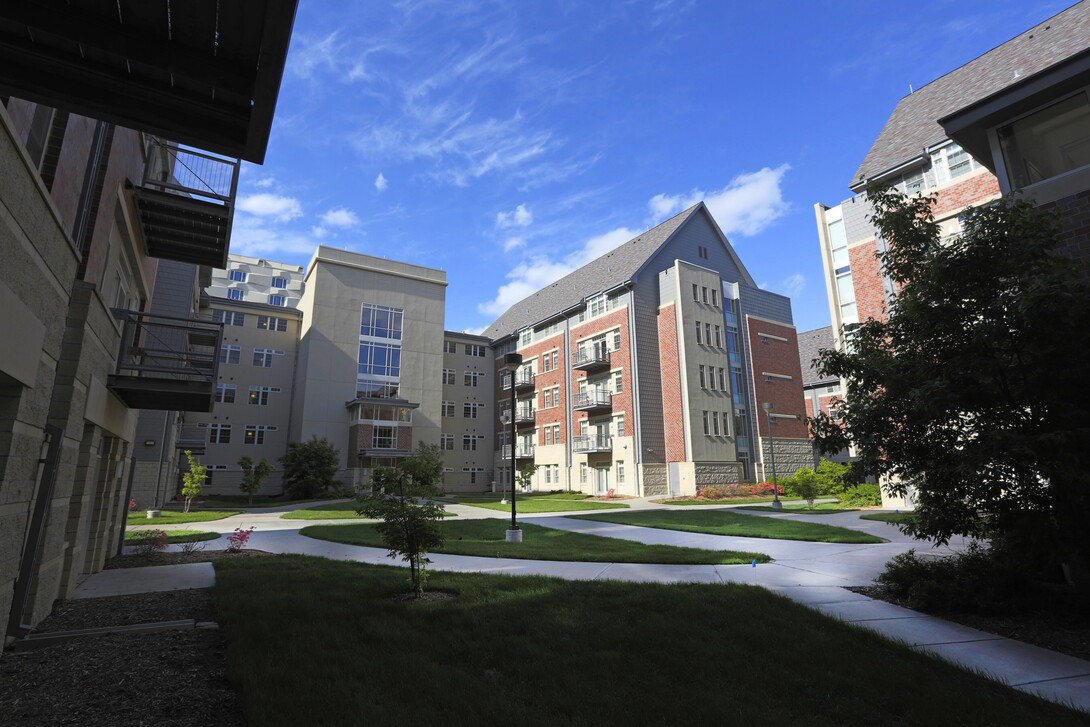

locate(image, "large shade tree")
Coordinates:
810 187 1090 572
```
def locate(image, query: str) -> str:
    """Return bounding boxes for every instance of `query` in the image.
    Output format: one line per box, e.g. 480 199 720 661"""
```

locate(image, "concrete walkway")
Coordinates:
106 499 1089 713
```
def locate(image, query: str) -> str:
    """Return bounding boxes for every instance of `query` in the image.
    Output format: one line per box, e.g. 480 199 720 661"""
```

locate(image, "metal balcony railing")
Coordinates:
572 389 612 411
572 435 612 453
107 309 222 412
572 348 610 370
502 369 535 390
501 444 536 459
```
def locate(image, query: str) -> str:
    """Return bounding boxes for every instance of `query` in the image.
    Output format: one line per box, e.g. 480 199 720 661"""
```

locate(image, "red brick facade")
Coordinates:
746 318 808 439
656 303 686 462
569 308 631 441
846 240 886 324
931 170 1001 218
1041 188 1090 262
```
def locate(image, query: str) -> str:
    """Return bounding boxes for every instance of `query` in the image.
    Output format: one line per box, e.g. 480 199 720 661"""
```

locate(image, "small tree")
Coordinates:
516 463 538 493
357 444 446 597
238 454 274 505
279 436 339 500
789 467 821 510
181 450 206 513
815 458 853 496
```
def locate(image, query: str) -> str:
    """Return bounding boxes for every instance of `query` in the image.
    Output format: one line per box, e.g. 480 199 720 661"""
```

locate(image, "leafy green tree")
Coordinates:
810 187 1090 572
815 458 853 495
789 467 821 510
238 454 274 505
516 463 538 492
357 444 447 596
279 436 339 499
181 450 206 513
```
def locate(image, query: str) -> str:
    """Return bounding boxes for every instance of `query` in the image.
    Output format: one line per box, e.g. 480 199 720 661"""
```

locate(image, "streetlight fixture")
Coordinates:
503 352 523 542
761 402 782 510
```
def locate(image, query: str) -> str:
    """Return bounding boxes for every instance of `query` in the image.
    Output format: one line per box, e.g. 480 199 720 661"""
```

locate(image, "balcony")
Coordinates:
175 424 208 455
501 444 536 459
573 435 612 453
131 139 240 268
572 348 610 372
107 310 222 412
502 369 535 391
572 389 612 413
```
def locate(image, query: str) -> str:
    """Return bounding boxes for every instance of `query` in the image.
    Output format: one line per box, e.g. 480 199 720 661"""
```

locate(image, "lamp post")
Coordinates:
761 402 782 510
503 352 523 542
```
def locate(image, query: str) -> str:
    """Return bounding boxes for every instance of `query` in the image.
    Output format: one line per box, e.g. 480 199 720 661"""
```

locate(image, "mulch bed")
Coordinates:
0 550 274 726
848 584 1090 663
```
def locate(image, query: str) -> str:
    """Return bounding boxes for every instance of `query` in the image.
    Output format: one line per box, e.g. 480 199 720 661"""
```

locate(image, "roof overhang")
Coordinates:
939 48 1090 173
0 0 298 163
345 397 421 410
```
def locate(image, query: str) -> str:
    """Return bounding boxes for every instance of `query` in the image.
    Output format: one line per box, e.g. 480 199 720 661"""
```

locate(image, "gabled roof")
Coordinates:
797 326 837 386
851 1 1090 190
483 202 748 341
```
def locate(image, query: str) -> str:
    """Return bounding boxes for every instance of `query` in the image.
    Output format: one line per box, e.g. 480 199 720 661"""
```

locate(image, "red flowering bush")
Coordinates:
130 529 168 556
693 482 784 500
226 526 256 553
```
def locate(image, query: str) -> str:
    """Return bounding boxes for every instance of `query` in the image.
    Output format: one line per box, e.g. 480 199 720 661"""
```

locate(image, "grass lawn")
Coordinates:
570 510 886 544
442 494 628 512
737 502 859 514
127 510 241 525
656 496 808 506
211 555 1085 726
124 529 220 544
860 512 916 524
281 503 457 520
192 495 345 508
301 519 768 564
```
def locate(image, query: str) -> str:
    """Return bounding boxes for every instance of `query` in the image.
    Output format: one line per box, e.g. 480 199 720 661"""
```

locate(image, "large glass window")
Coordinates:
835 265 857 324
827 219 848 266
998 92 1090 189
931 142 982 184
358 342 401 377
360 304 403 340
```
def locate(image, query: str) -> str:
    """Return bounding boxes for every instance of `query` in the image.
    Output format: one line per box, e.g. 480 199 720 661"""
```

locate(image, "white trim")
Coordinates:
757 332 788 342
761 372 793 380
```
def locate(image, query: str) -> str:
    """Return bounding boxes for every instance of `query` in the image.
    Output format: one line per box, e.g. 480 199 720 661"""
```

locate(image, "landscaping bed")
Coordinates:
570 510 887 544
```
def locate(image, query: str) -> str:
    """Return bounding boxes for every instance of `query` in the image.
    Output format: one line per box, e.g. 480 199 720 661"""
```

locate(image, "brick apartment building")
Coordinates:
814 0 1090 506
484 203 810 498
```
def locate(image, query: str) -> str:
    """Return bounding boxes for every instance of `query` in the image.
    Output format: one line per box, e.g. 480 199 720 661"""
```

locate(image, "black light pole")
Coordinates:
504 352 523 542
761 402 782 510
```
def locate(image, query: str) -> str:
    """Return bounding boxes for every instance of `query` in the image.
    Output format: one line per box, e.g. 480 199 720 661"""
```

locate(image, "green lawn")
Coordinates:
196 495 347 509
301 519 767 564
211 556 1085 726
124 529 220 544
860 512 916 524
442 494 628 512
127 510 241 525
570 510 886 544
281 502 457 520
737 502 859 514
656 496 808 506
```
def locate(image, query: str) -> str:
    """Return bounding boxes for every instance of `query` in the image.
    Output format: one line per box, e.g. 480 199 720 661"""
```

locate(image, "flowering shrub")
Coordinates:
694 482 784 500
130 529 168 556
129 498 137 511
226 526 256 553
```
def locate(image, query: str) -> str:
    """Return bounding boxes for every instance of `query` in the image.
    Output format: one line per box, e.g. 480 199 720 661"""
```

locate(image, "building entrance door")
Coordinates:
595 466 610 495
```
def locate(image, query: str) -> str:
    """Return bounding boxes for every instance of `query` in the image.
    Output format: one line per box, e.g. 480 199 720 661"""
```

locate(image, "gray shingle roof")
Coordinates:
481 203 703 340
852 1 1090 188
797 326 837 386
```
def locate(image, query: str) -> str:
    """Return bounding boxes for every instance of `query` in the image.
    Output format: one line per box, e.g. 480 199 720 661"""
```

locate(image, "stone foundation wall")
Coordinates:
757 437 814 482
640 464 669 497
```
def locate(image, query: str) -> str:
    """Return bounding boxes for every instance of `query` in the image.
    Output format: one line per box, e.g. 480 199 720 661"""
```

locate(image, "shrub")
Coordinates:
694 482 784 500
238 454 274 505
280 436 340 499
181 450 206 513
226 526 256 553
130 529 168 556
875 543 1028 614
838 483 881 508
788 468 821 509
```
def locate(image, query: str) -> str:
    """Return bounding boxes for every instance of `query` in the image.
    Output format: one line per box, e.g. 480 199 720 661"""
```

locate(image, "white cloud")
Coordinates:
254 177 276 189
374 172 388 192
320 208 361 228
503 237 526 253
237 193 303 222
229 217 321 258
648 165 791 237
462 325 487 336
778 273 806 299
479 226 638 317
496 204 533 229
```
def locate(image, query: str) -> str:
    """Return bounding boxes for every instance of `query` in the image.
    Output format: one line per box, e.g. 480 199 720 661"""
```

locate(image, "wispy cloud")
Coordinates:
237 193 303 222
254 177 276 189
374 172 388 191
502 237 525 253
778 273 806 299
648 165 791 237
320 208 361 228
496 204 533 229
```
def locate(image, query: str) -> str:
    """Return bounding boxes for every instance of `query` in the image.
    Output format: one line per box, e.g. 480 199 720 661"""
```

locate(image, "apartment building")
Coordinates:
439 332 496 491
814 1 1090 506
0 3 296 638
484 203 809 498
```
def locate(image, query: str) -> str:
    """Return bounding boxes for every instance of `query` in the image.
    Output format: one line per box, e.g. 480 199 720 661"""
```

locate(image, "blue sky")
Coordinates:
232 0 1070 334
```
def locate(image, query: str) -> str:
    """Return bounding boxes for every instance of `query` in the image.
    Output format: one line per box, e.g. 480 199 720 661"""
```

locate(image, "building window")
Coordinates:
541 353 551 373
714 325 722 348
614 415 624 438
616 461 625 484
244 425 277 445
443 369 456 385
444 340 457 354
998 91 1090 189
931 142 982 184
464 371 483 387
227 289 244 301
271 277 287 289
712 412 721 436
612 371 622 393
213 310 245 326
695 322 702 344
705 323 712 344
257 316 288 331
441 434 454 450
692 284 699 301
464 402 482 419
708 368 716 390
267 294 285 306
711 289 718 307
442 401 455 417
702 286 708 303
699 365 706 388
702 411 709 435
220 345 241 364
462 435 483 451
612 329 621 351
372 426 396 449
466 344 486 357
723 412 732 437
208 424 231 444
358 342 401 377
361 304 403 340
587 294 607 318
215 384 235 403
520 330 533 347
580 463 587 484
718 368 726 391
249 386 280 405
228 270 246 282
835 265 857 324
463 467 484 485
253 348 284 367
